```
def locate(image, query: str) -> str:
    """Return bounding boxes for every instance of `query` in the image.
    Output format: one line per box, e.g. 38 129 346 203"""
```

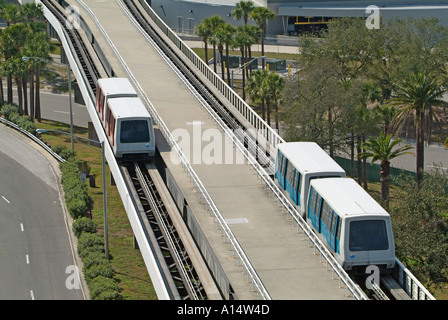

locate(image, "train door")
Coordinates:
286 164 298 205
308 187 322 231
275 150 287 189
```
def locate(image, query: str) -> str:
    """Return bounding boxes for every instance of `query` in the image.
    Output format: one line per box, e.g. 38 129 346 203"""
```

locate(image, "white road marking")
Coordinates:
1 196 10 204
53 110 72 115
26 255 30 264
30 290 35 300
21 223 24 232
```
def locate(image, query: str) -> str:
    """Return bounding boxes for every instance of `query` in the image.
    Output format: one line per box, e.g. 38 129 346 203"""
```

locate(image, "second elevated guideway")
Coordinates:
62 0 359 299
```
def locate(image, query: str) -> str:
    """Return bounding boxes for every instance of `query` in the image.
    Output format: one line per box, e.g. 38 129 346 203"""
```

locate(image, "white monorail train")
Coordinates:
275 142 395 272
95 78 155 160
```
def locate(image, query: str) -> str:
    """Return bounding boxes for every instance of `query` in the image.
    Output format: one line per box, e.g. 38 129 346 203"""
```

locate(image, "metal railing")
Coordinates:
394 259 435 300
0 117 65 163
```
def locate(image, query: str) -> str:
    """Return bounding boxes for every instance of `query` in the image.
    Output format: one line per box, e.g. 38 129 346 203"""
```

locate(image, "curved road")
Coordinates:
0 124 85 300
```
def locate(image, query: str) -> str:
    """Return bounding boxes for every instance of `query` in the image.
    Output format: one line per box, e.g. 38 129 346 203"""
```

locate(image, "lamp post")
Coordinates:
36 129 109 260
22 56 74 151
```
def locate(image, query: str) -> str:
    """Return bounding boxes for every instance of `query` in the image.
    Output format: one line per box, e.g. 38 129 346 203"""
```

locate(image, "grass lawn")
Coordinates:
35 119 156 300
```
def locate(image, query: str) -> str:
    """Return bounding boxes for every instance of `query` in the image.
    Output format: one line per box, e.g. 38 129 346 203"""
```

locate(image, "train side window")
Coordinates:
308 188 315 218
330 210 337 235
321 200 330 228
96 88 101 107
315 194 322 217
108 112 114 136
295 171 301 191
289 167 296 185
100 96 105 119
277 151 284 173
335 217 341 241
106 109 111 134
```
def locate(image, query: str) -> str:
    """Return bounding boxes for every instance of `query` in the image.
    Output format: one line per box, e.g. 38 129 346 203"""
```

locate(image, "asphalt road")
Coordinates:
8 89 90 128
0 125 85 300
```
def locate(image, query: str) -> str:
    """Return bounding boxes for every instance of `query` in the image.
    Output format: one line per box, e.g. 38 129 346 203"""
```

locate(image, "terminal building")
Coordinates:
147 0 448 37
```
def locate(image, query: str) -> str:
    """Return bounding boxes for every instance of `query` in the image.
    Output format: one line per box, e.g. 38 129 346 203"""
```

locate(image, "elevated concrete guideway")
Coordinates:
68 0 353 299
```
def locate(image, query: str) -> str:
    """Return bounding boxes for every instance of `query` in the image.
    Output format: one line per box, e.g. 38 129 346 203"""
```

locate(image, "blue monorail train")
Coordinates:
275 142 395 272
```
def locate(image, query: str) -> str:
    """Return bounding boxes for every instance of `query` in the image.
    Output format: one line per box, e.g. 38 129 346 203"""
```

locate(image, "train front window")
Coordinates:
120 120 150 143
349 220 388 251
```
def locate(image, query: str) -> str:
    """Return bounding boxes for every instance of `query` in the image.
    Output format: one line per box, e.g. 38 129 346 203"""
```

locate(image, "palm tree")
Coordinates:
20 3 43 23
213 23 235 84
263 72 284 128
0 23 28 104
194 18 212 66
359 133 414 208
231 1 254 26
233 25 253 100
2 3 19 26
207 15 225 73
388 72 446 185
374 104 398 135
249 7 275 70
247 70 284 127
243 25 260 78
247 69 268 119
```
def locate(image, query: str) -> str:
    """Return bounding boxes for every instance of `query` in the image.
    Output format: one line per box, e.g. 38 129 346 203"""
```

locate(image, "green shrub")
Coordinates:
67 197 88 219
16 116 36 134
53 145 77 161
1 104 19 120
60 148 77 161
8 112 20 124
77 233 104 256
64 183 89 204
84 264 115 282
60 159 90 218
82 251 109 269
73 217 97 237
77 244 104 260
88 276 120 300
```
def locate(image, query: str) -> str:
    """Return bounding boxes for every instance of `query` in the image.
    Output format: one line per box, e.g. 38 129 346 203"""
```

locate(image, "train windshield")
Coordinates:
120 120 150 143
349 220 388 251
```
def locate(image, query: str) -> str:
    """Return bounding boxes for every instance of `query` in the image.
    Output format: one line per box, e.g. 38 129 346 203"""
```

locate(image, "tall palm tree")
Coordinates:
194 18 212 66
0 23 28 104
233 25 253 100
207 15 225 73
243 24 260 78
213 23 235 84
374 104 398 135
2 3 19 27
359 133 414 208
249 7 275 70
247 70 284 127
231 0 254 26
20 3 43 23
263 71 284 128
388 72 446 185
247 69 268 119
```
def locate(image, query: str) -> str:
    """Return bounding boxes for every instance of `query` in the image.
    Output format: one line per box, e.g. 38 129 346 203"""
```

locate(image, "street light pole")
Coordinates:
101 140 108 260
36 128 109 260
22 56 74 150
